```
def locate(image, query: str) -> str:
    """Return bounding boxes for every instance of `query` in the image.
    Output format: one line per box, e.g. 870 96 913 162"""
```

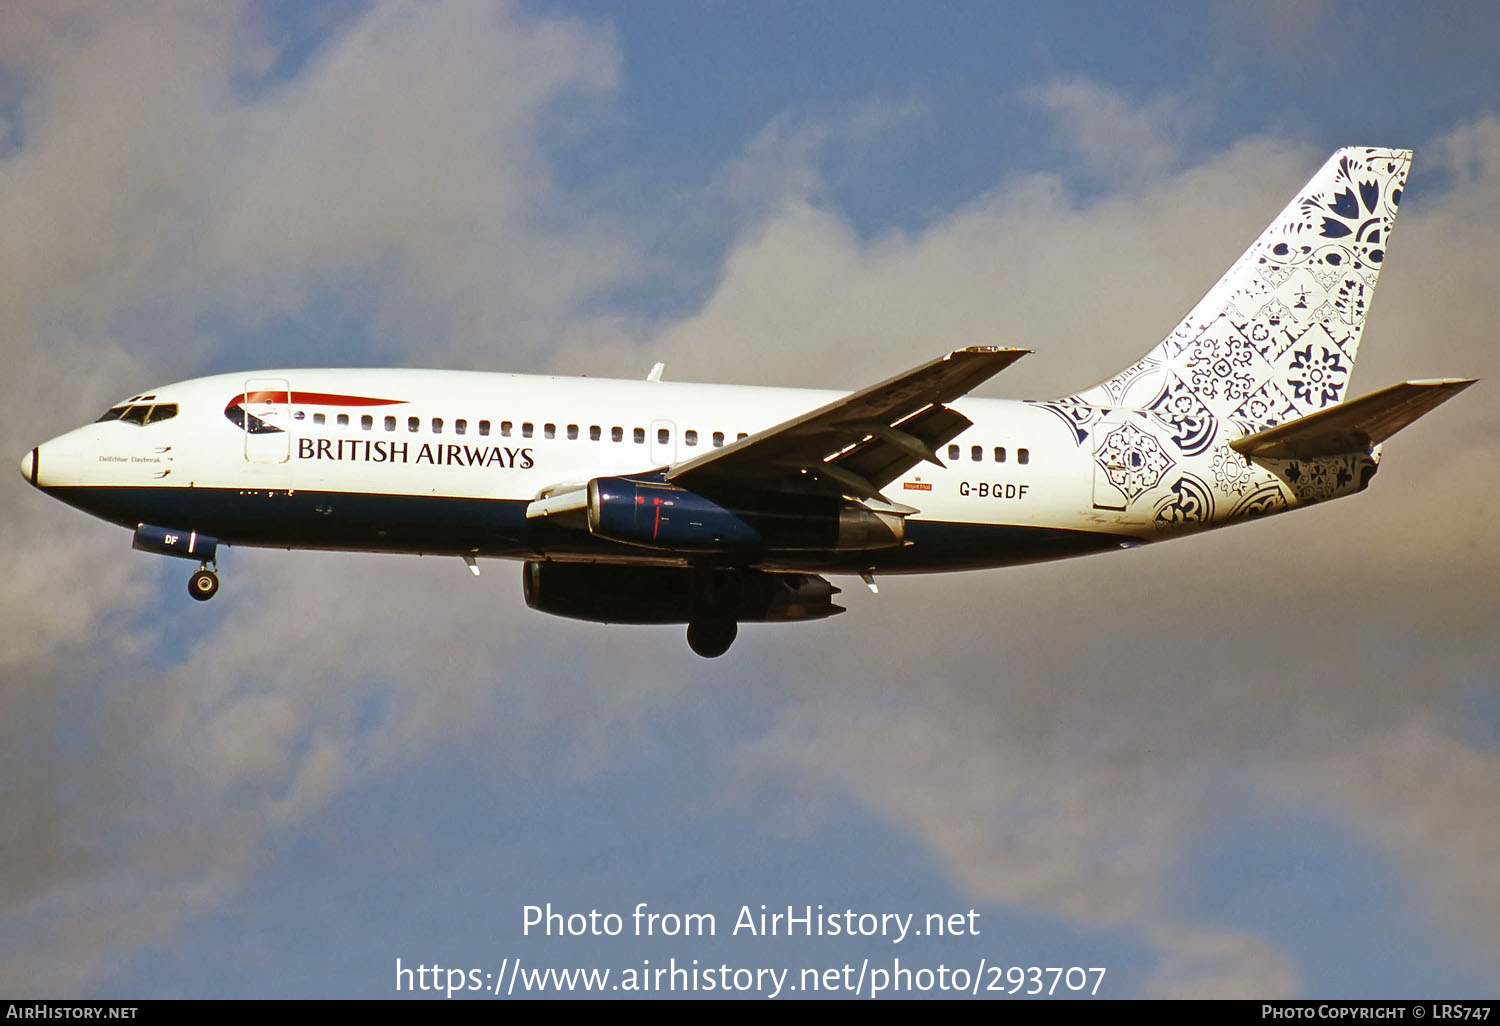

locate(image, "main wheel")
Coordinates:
686 618 737 658
188 569 220 601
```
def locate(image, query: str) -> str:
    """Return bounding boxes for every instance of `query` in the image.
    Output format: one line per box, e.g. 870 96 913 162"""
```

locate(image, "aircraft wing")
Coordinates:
666 347 1028 502
1229 378 1477 461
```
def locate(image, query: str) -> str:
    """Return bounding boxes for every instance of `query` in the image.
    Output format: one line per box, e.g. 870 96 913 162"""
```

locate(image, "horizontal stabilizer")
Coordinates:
1229 379 1477 461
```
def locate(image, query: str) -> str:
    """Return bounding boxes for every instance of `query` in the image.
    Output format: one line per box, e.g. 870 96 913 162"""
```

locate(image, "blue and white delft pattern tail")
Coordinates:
1032 147 1412 528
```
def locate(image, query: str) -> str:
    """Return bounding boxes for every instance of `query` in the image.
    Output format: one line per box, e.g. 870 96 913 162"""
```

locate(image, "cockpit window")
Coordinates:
97 402 178 426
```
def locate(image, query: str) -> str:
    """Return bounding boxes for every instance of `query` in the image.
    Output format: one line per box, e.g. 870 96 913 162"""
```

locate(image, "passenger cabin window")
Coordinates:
500 421 511 437
567 424 578 440
455 419 466 435
633 427 645 444
737 432 748 441
685 429 698 446
433 418 443 434
408 416 420 432
713 431 725 447
522 422 534 438
971 445 982 462
612 426 623 442
1018 448 1030 465
338 414 350 426
590 425 601 441
385 416 396 431
657 427 670 444
543 423 555 439
361 414 373 430
313 413 325 425
478 420 490 436
994 447 1006 462
948 444 960 460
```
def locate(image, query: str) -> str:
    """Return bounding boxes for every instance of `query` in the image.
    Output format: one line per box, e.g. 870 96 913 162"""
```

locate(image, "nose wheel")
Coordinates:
188 565 220 602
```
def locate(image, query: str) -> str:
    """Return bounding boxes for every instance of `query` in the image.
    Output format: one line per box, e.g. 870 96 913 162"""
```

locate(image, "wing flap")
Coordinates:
829 404 972 493
1229 378 1477 461
668 347 1027 499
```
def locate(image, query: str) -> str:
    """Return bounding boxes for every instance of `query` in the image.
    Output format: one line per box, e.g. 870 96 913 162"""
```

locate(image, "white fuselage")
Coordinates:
28 367 1133 575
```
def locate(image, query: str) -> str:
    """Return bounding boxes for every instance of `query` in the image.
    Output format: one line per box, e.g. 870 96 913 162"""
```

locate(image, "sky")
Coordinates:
2 0 1498 999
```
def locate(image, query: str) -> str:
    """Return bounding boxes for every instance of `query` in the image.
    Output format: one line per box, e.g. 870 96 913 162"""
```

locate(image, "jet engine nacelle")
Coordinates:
585 476 904 553
588 477 760 550
522 561 844 624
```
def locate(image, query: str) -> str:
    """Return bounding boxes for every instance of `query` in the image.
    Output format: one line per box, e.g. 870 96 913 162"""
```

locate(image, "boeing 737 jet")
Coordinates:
20 147 1475 655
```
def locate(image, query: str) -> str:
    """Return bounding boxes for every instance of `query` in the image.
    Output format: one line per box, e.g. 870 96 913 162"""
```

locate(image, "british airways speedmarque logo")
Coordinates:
224 390 406 433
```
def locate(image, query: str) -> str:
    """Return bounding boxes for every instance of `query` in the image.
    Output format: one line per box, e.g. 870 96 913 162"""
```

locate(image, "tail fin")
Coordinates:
1068 147 1411 441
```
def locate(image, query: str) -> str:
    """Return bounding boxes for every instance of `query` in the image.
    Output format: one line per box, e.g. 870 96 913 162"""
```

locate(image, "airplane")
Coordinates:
19 146 1476 656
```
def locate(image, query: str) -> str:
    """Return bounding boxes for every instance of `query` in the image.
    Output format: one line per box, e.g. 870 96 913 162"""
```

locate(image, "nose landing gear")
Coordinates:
132 525 221 602
188 564 220 601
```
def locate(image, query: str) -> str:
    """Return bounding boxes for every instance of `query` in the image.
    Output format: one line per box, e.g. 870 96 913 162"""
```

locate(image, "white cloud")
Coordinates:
0 0 632 665
1027 78 1203 185
2 0 1497 995
1143 924 1301 999
1275 718 1500 959
692 106 1500 992
207 0 630 368
0 0 654 993
564 133 1311 397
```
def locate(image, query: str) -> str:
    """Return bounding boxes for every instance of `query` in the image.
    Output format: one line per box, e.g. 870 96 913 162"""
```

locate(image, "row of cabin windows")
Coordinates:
292 409 748 447
949 443 1030 465
286 409 1024 460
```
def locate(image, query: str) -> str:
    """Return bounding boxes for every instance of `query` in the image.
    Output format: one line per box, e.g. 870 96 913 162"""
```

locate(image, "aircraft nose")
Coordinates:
20 447 37 486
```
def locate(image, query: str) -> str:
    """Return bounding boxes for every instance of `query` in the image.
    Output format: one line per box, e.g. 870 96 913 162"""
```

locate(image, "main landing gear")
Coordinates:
685 564 740 657
188 564 220 602
686 617 737 658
